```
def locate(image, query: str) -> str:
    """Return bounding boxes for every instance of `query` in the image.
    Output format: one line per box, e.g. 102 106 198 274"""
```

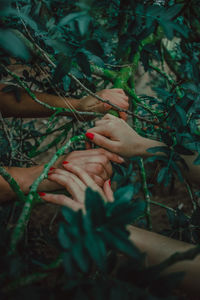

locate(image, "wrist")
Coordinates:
134 137 165 157
7 165 44 194
129 137 150 157
53 95 81 112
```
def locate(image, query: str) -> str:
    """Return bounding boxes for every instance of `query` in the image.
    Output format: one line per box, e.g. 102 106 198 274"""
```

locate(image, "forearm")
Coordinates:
128 225 200 294
0 84 81 118
0 164 60 203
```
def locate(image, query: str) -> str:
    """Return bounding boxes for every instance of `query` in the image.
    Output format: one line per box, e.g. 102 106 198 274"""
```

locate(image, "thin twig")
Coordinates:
138 158 152 230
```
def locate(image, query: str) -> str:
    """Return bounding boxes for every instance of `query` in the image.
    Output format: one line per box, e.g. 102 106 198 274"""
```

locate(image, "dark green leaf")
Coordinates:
85 188 106 226
76 51 91 76
0 30 30 61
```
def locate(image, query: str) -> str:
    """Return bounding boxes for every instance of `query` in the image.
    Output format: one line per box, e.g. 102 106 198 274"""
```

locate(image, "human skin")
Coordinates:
40 164 200 295
86 114 200 184
0 85 129 119
0 149 124 202
0 88 128 202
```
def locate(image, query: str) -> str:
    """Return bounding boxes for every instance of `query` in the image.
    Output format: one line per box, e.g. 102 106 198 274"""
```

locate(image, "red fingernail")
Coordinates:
38 192 46 196
85 132 94 140
50 167 55 171
109 179 111 186
62 161 69 165
48 172 52 176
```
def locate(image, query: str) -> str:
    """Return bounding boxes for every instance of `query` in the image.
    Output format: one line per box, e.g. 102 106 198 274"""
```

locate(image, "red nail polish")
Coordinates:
109 179 111 186
48 172 52 176
85 132 94 140
62 161 69 165
38 192 46 196
49 167 55 171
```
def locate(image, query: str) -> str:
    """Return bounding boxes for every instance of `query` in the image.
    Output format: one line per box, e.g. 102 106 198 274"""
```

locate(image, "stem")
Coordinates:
0 167 26 202
185 180 197 211
150 200 176 213
139 158 152 230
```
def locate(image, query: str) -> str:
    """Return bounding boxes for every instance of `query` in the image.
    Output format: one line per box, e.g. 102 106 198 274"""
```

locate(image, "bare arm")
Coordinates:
38 166 200 295
0 149 124 202
0 84 81 118
86 114 200 185
0 85 129 118
128 225 200 294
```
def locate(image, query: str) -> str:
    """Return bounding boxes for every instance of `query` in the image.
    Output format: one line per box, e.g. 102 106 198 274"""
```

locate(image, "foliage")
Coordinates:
0 0 200 298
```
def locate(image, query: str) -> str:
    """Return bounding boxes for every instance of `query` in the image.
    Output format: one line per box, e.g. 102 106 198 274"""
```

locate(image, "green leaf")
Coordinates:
52 55 71 84
102 228 141 259
62 252 74 276
72 240 89 273
59 11 87 26
175 105 187 126
194 154 200 165
85 188 106 226
147 146 170 155
0 29 30 61
76 51 91 76
78 15 91 36
62 206 75 224
84 232 106 268
85 39 104 56
114 185 135 204
62 75 71 91
157 167 168 184
58 223 71 249
108 201 146 226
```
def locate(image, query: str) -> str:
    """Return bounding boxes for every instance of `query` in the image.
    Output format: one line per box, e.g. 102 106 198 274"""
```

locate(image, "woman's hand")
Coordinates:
78 89 129 120
39 164 114 211
85 114 148 157
56 148 124 187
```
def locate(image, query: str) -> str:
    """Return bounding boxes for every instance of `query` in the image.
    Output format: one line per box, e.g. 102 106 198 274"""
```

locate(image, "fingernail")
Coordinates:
118 156 125 163
109 179 111 186
62 161 69 165
49 167 55 171
104 103 110 109
38 192 46 196
85 132 94 140
48 172 52 176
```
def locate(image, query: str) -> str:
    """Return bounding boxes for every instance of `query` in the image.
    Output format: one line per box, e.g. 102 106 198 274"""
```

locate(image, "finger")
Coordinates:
111 88 128 96
85 132 119 154
105 93 129 105
78 144 124 164
103 113 118 120
103 180 114 202
49 168 86 190
77 155 112 178
48 171 85 203
90 174 104 187
94 119 110 128
64 164 105 195
119 112 127 121
39 193 84 211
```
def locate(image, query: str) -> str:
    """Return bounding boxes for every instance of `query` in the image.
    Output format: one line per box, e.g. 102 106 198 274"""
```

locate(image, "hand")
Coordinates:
78 88 129 120
39 164 114 211
85 114 147 157
55 148 124 187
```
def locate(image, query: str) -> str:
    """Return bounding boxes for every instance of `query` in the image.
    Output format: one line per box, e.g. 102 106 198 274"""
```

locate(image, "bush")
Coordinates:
0 0 200 298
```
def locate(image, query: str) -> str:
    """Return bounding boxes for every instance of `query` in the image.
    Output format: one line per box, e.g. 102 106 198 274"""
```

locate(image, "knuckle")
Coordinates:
96 164 104 174
98 148 105 155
